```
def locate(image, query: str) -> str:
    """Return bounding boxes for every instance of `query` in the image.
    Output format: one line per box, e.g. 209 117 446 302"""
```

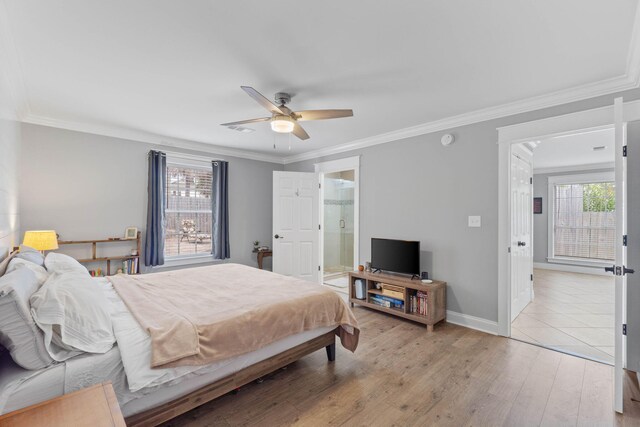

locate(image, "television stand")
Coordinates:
348 271 446 332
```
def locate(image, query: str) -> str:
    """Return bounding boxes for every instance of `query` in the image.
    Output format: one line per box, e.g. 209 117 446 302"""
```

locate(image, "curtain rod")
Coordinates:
150 150 224 163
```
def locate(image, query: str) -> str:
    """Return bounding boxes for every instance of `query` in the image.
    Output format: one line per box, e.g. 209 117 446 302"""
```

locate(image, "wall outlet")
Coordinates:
468 216 481 228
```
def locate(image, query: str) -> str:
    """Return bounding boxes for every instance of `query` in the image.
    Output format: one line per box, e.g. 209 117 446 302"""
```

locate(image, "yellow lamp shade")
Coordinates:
23 230 59 251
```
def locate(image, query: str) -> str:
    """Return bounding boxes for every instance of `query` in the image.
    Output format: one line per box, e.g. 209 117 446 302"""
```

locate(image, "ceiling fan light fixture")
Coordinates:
271 115 295 133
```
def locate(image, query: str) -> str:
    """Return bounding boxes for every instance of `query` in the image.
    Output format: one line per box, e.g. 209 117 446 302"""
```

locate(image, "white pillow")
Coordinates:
44 253 89 276
6 258 49 285
0 268 54 369
16 245 45 267
30 272 115 361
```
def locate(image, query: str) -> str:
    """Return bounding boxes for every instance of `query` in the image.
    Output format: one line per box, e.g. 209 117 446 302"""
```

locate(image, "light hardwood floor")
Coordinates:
161 307 640 426
512 269 614 364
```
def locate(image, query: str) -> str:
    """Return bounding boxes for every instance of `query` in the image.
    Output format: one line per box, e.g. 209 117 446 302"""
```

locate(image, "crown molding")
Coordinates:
22 114 285 164
283 73 638 164
533 162 615 175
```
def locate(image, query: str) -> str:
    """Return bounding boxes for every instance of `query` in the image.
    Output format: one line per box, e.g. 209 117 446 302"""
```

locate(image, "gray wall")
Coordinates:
286 87 640 323
0 118 21 260
532 167 614 265
19 123 283 271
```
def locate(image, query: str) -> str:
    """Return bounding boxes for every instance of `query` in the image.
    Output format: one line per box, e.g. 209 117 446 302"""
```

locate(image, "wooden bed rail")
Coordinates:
125 329 337 427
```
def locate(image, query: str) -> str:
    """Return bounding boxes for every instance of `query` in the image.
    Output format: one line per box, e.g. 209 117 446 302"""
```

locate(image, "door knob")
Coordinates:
604 265 616 274
517 241 526 247
274 234 283 239
624 266 635 275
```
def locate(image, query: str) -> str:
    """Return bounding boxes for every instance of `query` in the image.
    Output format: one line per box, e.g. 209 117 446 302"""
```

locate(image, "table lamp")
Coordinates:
23 230 59 254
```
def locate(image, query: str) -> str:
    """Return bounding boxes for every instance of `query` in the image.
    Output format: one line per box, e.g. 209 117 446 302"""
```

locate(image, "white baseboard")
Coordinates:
533 262 609 276
446 310 498 335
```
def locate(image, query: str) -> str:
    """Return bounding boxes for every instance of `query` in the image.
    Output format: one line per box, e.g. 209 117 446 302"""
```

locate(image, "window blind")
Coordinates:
553 181 615 261
165 164 213 257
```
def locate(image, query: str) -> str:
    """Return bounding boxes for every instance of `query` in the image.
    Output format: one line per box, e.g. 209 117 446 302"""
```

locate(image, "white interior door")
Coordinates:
272 171 319 282
612 97 629 413
510 145 533 322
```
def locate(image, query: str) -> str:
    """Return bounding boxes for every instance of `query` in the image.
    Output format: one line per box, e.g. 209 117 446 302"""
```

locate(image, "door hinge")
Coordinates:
530 273 534 281
318 265 321 271
508 247 511 253
319 183 321 189
623 324 627 336
623 145 628 157
623 235 628 246
318 224 321 230
530 177 533 184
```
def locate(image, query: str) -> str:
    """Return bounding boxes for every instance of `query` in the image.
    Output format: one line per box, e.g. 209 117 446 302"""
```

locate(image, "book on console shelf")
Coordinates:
369 295 404 309
409 291 428 316
376 294 404 307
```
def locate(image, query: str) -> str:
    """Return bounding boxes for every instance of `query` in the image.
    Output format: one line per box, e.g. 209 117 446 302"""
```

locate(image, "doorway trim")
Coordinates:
497 99 640 337
314 156 360 284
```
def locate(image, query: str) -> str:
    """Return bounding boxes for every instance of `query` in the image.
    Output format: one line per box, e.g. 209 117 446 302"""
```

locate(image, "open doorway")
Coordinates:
315 156 360 295
510 128 615 364
321 171 355 293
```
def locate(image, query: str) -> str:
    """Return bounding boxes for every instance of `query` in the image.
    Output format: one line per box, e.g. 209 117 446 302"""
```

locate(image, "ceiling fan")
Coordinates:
221 86 353 140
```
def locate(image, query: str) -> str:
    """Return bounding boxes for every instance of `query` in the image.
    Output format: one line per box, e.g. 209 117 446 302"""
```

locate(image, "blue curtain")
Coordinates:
145 150 167 266
212 161 230 259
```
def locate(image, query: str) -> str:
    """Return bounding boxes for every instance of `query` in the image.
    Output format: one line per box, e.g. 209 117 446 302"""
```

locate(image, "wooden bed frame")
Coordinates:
125 329 337 427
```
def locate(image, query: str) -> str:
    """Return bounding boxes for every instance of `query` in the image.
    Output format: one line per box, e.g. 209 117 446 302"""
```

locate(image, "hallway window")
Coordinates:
549 172 615 262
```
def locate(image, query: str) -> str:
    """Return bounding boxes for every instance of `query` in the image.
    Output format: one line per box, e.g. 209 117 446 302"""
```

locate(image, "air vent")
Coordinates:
227 125 255 133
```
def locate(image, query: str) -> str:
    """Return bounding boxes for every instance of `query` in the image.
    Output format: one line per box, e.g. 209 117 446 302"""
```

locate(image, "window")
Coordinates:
165 162 213 258
548 172 615 263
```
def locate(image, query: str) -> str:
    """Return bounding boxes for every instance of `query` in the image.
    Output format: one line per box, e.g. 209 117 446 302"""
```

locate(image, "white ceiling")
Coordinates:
531 128 615 170
2 0 639 160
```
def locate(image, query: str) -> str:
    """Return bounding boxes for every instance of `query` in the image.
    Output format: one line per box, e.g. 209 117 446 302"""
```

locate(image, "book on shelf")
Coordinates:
409 291 428 316
122 258 138 275
370 295 403 309
369 296 391 308
377 295 404 307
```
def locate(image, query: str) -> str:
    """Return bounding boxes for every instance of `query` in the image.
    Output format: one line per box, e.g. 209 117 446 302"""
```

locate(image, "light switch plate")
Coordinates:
468 216 481 227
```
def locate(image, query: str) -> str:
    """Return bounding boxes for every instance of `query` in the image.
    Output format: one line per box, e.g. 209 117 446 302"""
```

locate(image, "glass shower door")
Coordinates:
323 171 355 287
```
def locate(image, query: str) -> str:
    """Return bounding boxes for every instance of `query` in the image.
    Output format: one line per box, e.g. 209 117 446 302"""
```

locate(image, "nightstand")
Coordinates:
0 382 125 427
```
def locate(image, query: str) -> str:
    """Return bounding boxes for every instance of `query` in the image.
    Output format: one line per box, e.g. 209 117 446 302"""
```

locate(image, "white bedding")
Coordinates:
30 274 116 361
0 276 336 417
0 327 334 417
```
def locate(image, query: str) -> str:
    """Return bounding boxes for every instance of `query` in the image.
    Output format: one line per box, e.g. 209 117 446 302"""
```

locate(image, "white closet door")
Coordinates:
272 171 319 282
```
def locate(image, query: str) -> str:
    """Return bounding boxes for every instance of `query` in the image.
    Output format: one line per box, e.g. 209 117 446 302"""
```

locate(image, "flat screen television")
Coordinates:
371 238 420 276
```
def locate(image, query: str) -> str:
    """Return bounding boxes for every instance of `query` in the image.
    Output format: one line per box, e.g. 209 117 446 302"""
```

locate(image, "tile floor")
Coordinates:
512 268 614 364
322 272 349 295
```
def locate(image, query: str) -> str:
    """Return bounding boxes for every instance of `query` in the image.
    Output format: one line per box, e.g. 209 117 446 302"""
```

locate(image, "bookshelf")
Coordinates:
348 271 446 332
58 232 141 276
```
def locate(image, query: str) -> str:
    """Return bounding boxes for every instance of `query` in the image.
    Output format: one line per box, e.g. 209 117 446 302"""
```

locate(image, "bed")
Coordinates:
0 257 359 426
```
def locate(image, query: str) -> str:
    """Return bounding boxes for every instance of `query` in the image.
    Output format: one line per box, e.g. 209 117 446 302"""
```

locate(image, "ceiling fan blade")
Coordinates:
220 117 271 126
241 86 285 115
295 109 353 121
292 122 310 140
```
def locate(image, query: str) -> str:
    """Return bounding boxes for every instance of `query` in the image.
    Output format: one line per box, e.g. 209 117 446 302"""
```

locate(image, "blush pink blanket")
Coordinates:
109 263 359 368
